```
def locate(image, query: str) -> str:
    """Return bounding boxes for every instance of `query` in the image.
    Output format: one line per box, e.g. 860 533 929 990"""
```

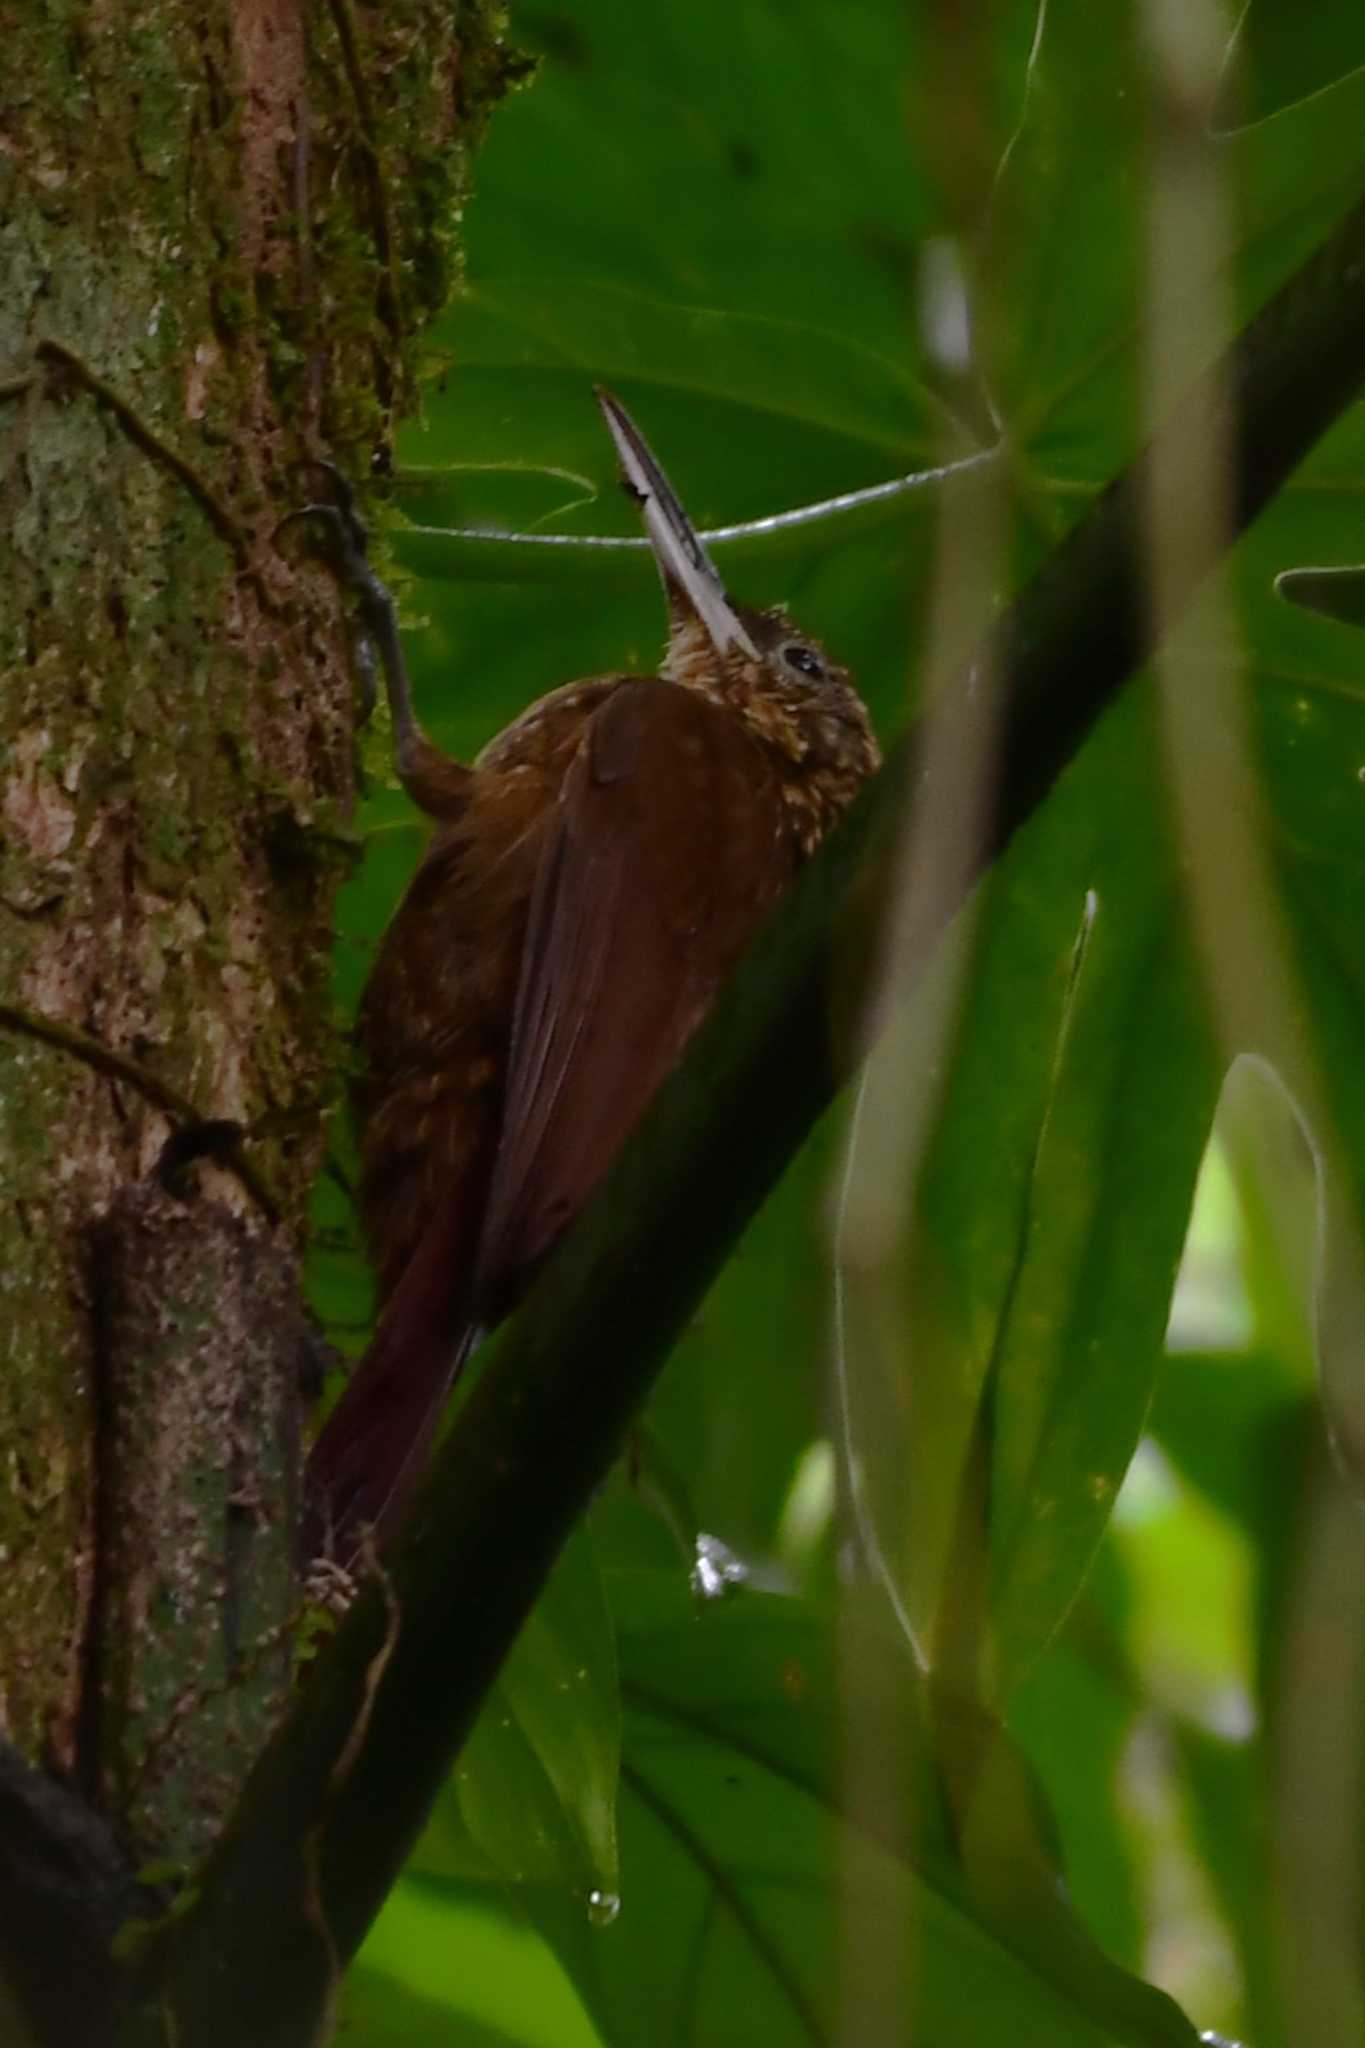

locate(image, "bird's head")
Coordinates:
595 387 880 813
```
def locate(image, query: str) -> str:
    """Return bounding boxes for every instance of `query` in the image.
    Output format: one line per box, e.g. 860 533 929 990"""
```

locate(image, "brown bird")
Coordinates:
304 389 879 1569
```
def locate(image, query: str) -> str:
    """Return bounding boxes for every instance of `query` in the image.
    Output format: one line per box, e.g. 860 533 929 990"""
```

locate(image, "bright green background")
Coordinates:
311 2 1365 2042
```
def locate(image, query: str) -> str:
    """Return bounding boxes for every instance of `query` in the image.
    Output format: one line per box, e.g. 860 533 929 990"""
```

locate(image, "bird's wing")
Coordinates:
473 677 795 1316
305 679 793 1568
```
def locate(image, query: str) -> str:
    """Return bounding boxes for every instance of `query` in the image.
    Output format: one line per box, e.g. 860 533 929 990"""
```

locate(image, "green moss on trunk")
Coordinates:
0 0 513 1874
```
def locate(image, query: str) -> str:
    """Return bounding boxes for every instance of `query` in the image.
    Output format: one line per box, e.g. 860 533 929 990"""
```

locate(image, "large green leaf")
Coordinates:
1007 1545 1146 1976
316 0 1365 2035
520 1576 1199 2048
410 1521 620 1900
978 1 1365 475
1218 0 1365 123
346 1880 602 2047
833 7 1365 1706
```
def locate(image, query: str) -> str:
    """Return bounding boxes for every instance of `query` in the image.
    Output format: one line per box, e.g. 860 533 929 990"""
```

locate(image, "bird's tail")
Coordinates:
302 1217 482 1574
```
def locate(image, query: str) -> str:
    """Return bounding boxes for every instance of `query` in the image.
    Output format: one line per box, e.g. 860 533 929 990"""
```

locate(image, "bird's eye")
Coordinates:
781 642 825 681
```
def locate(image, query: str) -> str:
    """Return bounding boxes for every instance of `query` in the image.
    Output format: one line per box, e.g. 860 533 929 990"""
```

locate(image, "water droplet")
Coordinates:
692 1531 747 1601
587 1889 620 1928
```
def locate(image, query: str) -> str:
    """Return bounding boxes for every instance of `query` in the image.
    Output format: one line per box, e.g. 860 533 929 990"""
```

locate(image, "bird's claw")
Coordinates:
278 461 388 724
303 1554 360 1617
276 475 368 576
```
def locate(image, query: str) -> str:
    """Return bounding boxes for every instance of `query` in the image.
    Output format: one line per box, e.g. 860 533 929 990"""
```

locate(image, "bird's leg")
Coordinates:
279 463 468 818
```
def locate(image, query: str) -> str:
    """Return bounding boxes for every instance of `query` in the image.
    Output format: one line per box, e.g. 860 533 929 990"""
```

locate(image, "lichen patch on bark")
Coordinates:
2 726 79 863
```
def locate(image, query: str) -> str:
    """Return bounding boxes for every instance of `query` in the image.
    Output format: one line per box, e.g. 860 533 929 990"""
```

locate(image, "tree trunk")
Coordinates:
0 1 510 2035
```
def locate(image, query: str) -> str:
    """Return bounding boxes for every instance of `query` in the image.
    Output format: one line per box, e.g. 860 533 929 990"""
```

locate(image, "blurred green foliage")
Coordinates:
320 1 1365 2041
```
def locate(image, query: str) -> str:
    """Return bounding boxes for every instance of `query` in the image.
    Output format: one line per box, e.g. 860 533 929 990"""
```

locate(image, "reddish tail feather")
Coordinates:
303 1199 480 1570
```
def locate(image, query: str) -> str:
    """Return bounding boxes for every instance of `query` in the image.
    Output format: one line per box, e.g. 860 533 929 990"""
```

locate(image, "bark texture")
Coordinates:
89 1177 322 1868
0 0 510 1959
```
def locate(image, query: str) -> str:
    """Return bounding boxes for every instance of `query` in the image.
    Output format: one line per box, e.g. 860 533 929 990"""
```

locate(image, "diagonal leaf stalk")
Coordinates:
124 188 1365 2047
394 442 999 582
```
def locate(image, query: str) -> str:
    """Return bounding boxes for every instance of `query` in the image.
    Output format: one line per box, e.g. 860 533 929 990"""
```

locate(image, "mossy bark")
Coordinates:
0 0 512 2033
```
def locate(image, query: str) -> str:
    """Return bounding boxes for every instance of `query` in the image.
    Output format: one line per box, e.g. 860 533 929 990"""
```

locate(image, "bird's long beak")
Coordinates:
595 386 759 661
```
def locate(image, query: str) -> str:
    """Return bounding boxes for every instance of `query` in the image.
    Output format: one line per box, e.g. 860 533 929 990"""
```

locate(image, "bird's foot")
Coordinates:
303 1554 360 1618
277 457 368 570
277 461 394 724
